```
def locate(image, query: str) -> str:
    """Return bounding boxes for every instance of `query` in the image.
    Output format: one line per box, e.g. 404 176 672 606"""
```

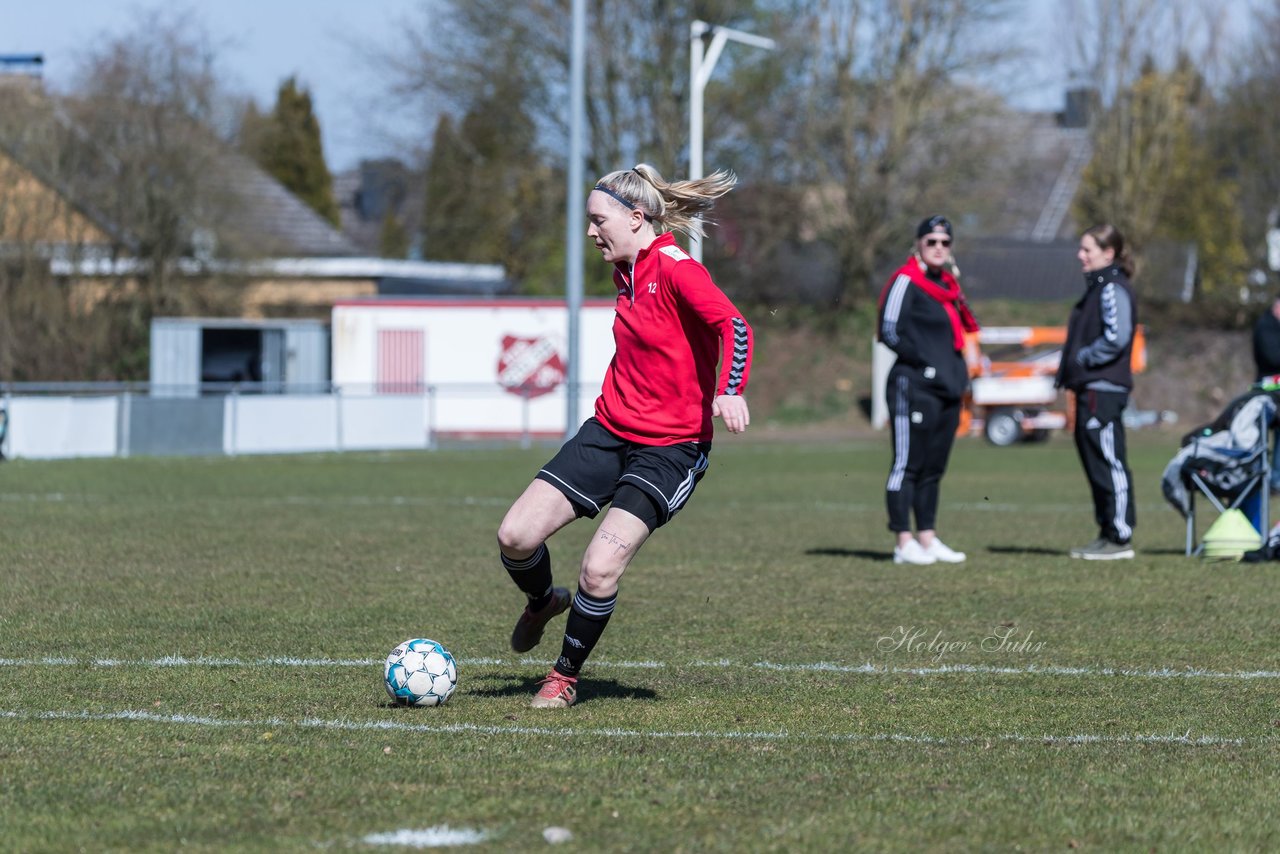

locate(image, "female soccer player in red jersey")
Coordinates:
496 164 753 708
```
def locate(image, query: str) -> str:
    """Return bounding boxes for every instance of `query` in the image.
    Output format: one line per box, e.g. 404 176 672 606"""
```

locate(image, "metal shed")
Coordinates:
150 317 330 397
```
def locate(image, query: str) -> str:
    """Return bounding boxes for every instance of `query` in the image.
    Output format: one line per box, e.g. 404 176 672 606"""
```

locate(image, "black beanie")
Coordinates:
916 215 952 239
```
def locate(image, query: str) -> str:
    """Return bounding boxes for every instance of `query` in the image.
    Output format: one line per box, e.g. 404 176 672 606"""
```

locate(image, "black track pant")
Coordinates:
1072 389 1135 543
885 372 961 532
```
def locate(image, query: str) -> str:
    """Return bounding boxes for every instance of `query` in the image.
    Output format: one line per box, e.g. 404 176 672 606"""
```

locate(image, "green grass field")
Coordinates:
3 434 1278 852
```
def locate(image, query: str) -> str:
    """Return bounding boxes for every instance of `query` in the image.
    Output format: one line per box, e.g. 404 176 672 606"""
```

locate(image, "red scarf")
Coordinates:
879 258 979 350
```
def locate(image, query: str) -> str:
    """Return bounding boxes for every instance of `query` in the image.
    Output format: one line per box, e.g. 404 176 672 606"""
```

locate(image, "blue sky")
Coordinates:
0 0 422 171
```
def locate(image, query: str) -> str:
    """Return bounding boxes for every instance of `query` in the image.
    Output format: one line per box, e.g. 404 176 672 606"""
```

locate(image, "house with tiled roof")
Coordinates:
880 92 1194 305
0 77 507 319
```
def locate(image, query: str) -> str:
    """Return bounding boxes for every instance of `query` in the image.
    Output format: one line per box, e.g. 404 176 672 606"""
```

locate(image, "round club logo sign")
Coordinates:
497 335 566 398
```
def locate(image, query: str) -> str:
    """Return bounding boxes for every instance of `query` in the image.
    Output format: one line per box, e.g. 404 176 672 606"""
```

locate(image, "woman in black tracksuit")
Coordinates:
1055 223 1137 560
877 215 979 565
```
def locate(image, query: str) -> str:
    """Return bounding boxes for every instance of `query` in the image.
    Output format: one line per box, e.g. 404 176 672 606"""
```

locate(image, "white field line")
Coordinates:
2 655 1280 682
0 708 1256 747
276 495 509 508
0 492 85 503
362 826 488 847
0 492 510 507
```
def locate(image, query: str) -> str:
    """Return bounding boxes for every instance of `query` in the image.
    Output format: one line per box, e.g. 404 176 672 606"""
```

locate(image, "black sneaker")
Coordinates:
1241 546 1274 563
510 587 571 652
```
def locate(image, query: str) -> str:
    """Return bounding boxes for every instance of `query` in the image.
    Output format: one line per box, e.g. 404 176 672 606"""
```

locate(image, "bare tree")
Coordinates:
377 1 771 293
66 9 241 309
1061 0 1236 102
384 0 758 177
1215 1 1280 267
383 0 1018 304
0 10 249 380
715 0 1019 305
1064 0 1248 296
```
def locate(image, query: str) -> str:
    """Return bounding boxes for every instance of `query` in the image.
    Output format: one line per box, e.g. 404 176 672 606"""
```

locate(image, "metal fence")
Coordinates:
0 382 593 460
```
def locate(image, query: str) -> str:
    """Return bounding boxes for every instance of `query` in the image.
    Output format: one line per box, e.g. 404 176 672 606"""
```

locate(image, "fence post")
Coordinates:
334 384 344 453
227 385 239 457
118 387 132 459
426 385 437 451
521 390 532 450
1 385 10 460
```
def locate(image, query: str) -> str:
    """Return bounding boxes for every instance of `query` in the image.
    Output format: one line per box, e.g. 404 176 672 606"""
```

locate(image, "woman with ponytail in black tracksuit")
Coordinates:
1056 223 1138 560
877 215 980 565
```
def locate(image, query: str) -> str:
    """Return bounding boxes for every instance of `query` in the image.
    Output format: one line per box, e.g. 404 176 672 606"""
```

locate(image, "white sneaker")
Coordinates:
893 538 936 565
924 538 966 563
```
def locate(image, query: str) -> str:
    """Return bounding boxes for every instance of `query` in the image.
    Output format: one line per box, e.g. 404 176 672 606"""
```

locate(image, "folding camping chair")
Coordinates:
1180 396 1272 556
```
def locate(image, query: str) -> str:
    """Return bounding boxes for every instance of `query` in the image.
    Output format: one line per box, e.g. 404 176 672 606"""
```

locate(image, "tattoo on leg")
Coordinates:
598 528 631 555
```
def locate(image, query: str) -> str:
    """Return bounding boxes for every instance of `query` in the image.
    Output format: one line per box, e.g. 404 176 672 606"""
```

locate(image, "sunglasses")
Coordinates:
924 237 951 248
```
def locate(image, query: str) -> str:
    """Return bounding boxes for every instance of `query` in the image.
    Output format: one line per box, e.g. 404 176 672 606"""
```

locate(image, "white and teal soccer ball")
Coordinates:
384 638 458 706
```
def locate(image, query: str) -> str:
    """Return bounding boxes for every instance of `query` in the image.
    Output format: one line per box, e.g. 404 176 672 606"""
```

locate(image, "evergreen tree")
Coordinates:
419 57 568 293
248 77 340 226
1075 58 1247 298
420 114 472 258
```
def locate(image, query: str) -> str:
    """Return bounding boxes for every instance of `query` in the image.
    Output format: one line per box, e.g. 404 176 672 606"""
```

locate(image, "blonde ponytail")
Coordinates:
594 163 737 240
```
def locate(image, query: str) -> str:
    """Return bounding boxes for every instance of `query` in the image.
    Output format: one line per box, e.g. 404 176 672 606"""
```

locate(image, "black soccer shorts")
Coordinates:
536 417 711 531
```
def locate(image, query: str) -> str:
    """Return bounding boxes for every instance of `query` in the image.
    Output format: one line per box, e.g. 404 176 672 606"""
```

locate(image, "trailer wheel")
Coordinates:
984 408 1024 446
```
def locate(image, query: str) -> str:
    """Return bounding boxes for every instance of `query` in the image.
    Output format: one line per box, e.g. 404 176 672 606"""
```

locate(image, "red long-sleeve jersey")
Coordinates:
594 232 752 445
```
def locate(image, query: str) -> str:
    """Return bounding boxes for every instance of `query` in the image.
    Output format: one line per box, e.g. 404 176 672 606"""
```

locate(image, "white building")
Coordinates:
331 298 618 440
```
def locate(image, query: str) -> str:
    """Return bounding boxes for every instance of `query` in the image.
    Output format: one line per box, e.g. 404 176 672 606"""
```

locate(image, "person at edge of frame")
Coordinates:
1251 292 1280 492
876 214 980 566
494 163 753 709
1055 223 1139 560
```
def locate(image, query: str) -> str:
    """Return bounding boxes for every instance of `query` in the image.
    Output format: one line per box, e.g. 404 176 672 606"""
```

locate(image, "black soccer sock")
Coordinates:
501 543 553 611
554 588 617 677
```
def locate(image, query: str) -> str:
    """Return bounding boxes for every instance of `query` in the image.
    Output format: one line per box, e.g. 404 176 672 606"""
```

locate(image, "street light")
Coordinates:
688 20 776 261
565 0 586 437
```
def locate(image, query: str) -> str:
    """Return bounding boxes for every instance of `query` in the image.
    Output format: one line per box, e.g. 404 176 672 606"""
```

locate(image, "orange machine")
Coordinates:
961 326 1147 445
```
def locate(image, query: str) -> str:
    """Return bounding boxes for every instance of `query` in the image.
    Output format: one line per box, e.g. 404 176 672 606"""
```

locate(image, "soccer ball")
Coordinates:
384 638 458 706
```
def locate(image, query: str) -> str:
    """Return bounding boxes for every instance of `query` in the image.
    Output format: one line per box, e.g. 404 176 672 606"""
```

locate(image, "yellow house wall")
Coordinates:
0 149 111 245
66 275 379 318
239 278 378 318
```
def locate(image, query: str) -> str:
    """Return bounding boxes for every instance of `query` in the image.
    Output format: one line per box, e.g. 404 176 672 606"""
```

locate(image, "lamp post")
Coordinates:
564 0 586 438
688 20 776 261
